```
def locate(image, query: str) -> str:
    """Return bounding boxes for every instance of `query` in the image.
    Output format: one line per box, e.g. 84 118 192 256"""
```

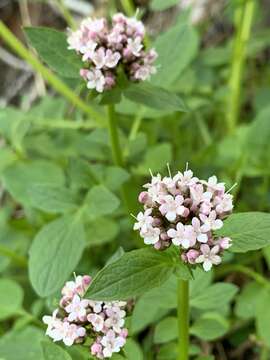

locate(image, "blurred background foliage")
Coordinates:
0 0 270 359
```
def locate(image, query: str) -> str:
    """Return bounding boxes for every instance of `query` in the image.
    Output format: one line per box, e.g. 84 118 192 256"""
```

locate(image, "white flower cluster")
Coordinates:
43 275 128 359
67 13 157 93
134 169 234 271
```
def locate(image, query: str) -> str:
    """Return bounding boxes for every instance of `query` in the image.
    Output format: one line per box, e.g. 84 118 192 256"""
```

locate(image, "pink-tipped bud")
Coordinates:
160 232 169 241
120 328 128 338
138 191 148 204
80 69 89 80
186 249 200 264
181 253 188 262
218 237 232 250
83 275 92 286
91 342 102 355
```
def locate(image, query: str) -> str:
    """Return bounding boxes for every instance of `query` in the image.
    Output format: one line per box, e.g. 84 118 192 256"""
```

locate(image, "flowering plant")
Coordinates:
134 168 234 271
43 275 128 359
67 13 157 93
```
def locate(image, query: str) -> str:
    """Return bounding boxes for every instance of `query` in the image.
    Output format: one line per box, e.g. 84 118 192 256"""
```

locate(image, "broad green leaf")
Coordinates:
151 0 179 11
0 279 24 320
256 288 270 347
190 268 213 299
0 326 44 360
104 166 130 191
85 185 120 220
28 184 79 214
123 83 187 112
1 160 65 206
190 313 229 340
85 218 119 246
154 317 178 344
42 341 72 360
0 148 17 174
152 23 198 87
190 283 238 310
136 143 172 175
124 339 144 360
105 247 125 266
24 27 82 78
263 246 270 269
157 343 200 360
29 215 86 296
235 282 264 320
216 212 270 253
85 248 175 301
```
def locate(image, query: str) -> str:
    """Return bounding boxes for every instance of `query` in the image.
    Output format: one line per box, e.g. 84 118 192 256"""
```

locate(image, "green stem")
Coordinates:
107 105 134 213
215 264 270 288
55 0 76 30
0 244 28 267
0 21 105 126
107 104 124 167
120 0 135 17
226 0 255 134
177 279 189 360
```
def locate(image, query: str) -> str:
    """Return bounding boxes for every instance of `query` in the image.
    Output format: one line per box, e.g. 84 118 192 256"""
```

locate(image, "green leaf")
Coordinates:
24 27 82 78
216 212 270 253
104 166 130 191
1 160 65 206
85 218 119 246
0 279 24 320
123 82 187 112
124 339 144 360
151 0 179 11
29 215 86 296
85 185 120 220
190 283 238 310
190 313 229 340
85 248 175 301
235 282 264 320
154 317 178 344
42 341 72 360
28 184 79 214
256 288 270 347
0 326 44 360
152 22 198 87
136 143 172 175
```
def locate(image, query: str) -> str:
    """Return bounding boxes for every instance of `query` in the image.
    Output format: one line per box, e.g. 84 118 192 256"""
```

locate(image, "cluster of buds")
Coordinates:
134 168 234 271
67 13 158 93
43 275 128 359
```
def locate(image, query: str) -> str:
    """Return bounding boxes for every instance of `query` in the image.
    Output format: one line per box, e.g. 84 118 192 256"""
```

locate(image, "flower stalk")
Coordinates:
226 0 255 134
178 279 189 360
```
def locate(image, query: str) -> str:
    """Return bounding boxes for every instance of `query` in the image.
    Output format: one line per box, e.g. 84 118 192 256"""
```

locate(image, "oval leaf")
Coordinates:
24 27 82 78
123 82 187 112
29 215 85 297
216 212 270 253
42 341 72 360
85 248 175 300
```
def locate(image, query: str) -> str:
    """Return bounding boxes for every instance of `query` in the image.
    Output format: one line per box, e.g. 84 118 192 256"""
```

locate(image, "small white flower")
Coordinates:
196 244 221 271
105 307 126 333
101 330 126 358
142 226 160 245
105 49 121 68
92 48 106 69
81 41 98 61
127 37 143 56
134 64 156 81
89 300 103 313
65 294 89 322
133 209 153 232
200 210 223 232
86 69 106 93
159 195 186 222
203 175 225 194
42 309 61 336
191 217 208 243
88 313 105 332
177 170 198 190
214 193 234 214
167 223 196 249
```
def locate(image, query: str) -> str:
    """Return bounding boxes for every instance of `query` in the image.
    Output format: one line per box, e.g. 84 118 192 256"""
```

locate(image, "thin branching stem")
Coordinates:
177 279 189 360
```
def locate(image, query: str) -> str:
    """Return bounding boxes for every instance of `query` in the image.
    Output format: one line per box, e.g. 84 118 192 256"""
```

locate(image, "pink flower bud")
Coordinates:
181 253 188 262
120 328 128 338
91 342 102 355
80 69 89 80
218 237 232 250
138 191 149 204
186 249 200 264
83 275 92 286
